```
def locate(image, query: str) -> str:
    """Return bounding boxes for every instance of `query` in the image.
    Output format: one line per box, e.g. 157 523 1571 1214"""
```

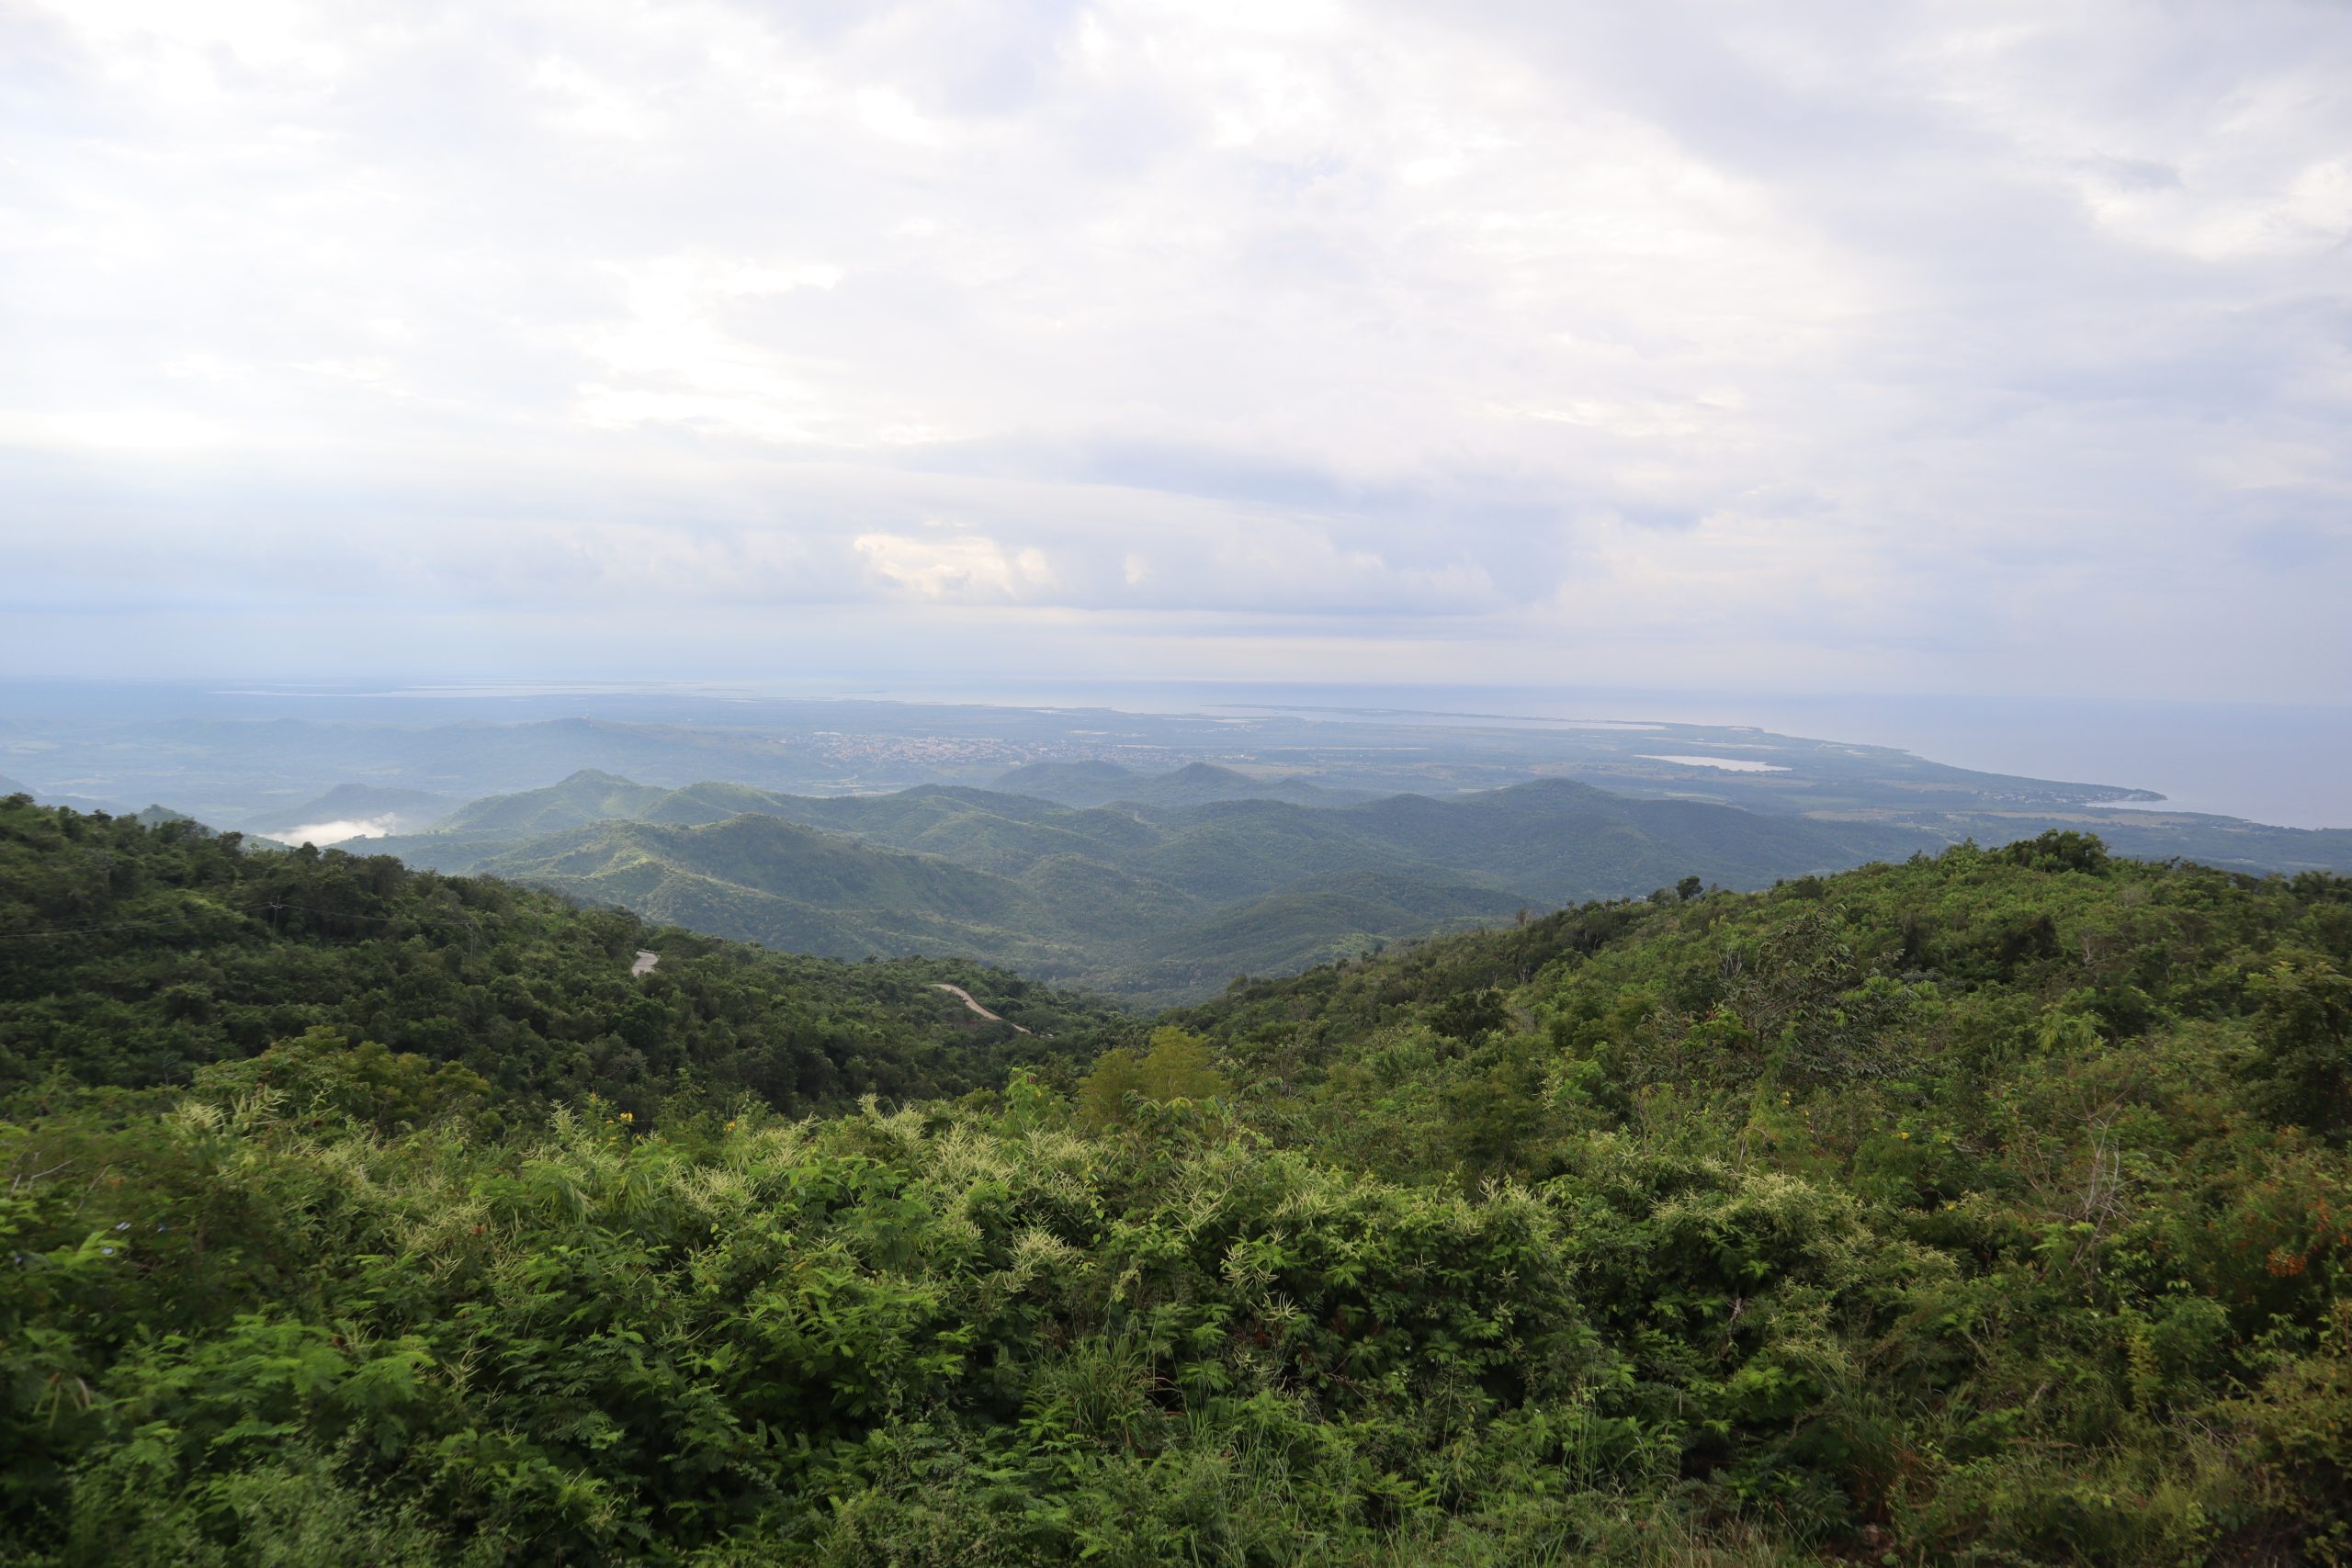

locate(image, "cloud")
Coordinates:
278 816 397 846
0 0 2346 699
854 531 1056 601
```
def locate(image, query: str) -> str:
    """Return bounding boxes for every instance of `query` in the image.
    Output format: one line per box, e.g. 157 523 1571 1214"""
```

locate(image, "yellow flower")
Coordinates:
1897 1130 1909 1140
618 1111 633 1122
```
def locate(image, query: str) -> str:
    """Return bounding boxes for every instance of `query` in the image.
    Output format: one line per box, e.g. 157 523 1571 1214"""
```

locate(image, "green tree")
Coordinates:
194 1026 492 1132
2249 952 2352 1136
1997 828 2112 874
1075 1027 1229 1128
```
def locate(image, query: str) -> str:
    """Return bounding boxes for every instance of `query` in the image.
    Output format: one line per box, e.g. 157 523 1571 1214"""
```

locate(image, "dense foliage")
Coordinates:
0 795 1104 1118
6 804 2352 1564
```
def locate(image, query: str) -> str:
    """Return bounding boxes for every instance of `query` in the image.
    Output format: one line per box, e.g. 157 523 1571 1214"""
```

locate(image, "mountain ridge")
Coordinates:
365 768 1951 1003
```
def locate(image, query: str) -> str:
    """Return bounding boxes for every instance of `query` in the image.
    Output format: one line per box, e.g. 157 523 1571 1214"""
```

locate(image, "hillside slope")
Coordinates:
0 798 1106 1110
367 771 1948 1002
433 767 676 834
476 815 1090 975
6 825 2350 1564
993 758 1364 808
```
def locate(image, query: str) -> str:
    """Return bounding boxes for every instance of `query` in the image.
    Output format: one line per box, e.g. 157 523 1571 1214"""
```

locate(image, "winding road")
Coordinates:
634 950 1027 1040
633 952 1025 1035
932 982 1030 1034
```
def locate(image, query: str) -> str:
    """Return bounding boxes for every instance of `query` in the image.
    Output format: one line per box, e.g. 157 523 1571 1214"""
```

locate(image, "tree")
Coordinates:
1997 829 2111 874
2249 953 2352 1137
194 1026 491 1131
1076 1028 1229 1129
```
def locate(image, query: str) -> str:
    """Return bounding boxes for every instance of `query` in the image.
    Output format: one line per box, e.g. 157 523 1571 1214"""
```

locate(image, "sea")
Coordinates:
886 682 2352 830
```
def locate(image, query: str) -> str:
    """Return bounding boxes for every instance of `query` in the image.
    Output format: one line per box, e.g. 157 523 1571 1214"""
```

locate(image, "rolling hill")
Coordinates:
475 815 1087 976
369 769 1947 1003
990 759 1363 808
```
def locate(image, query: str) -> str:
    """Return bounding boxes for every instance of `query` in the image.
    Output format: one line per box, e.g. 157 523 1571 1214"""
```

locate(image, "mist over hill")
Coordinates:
0 685 2179 821
6 686 2340 886
240 783 458 843
22 687 2346 1006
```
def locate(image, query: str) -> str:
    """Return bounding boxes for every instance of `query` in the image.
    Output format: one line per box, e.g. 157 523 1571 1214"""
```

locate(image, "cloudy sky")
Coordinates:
3 0 2347 699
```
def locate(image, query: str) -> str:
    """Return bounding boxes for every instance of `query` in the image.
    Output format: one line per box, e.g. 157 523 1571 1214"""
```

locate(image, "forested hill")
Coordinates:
367 771 1939 1003
6 802 2352 1565
1170 829 2352 1184
0 795 1106 1115
989 758 1365 807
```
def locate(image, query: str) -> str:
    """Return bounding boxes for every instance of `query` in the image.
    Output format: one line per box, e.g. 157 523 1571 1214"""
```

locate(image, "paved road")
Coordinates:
931 982 1030 1034
631 950 660 976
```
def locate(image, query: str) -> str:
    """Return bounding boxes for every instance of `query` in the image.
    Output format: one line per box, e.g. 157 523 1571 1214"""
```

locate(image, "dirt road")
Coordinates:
631 950 660 976
931 982 1030 1034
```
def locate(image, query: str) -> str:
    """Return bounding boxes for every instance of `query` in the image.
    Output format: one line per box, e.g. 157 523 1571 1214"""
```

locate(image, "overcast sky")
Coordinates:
3 0 2347 700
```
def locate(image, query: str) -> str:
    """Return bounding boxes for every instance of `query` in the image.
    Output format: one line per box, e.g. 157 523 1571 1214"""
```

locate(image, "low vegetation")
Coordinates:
5 797 2350 1564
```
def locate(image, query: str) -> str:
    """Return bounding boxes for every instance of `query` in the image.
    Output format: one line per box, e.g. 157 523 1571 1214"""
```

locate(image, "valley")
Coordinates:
344 766 1932 1004
11 691 2347 1010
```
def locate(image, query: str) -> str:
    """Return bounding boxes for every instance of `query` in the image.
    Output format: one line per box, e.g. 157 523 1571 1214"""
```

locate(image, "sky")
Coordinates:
3 0 2349 702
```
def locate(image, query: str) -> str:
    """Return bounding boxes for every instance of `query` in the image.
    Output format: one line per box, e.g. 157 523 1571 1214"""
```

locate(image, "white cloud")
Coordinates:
278 816 396 845
854 533 1057 602
532 57 662 141
0 0 2347 699
0 407 230 454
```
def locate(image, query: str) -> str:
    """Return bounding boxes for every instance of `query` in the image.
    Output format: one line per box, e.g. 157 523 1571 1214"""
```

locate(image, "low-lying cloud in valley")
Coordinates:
275 817 401 848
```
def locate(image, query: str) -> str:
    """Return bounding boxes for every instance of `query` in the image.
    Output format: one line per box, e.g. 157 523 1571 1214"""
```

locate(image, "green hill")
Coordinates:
1102 870 1524 998
753 785 1166 870
476 814 1087 975
1339 778 1932 890
374 773 1946 1004
6 807 2351 1564
0 797 1106 1108
432 767 676 834
988 758 1140 799
992 758 1360 807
